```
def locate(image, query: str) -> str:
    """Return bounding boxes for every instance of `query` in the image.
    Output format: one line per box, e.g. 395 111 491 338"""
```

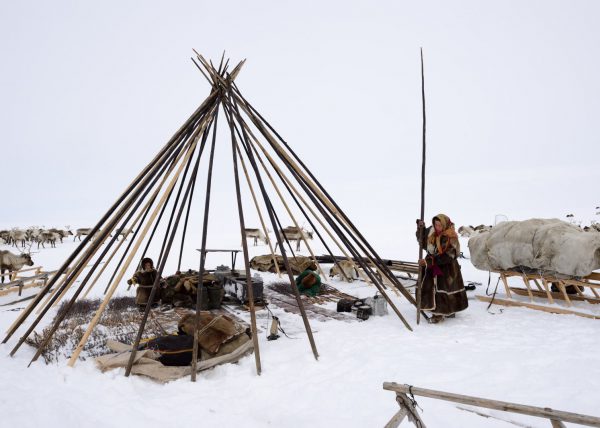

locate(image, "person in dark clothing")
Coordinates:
127 257 161 309
416 214 468 323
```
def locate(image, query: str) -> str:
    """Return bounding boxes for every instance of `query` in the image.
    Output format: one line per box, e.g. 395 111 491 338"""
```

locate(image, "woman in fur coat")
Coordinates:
127 257 160 309
416 214 468 323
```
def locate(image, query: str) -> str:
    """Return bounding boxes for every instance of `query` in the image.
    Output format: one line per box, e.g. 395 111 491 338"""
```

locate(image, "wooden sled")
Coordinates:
476 295 600 320
477 269 600 319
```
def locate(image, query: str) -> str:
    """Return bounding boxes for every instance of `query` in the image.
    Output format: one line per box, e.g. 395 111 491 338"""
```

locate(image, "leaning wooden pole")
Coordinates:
240 121 357 283
234 142 281 277
229 121 324 277
233 87 424 319
69 109 215 367
28 159 181 365
225 97 319 360
416 48 427 325
3 96 215 347
31 140 190 354
190 109 219 381
122 113 216 376
228 113 262 376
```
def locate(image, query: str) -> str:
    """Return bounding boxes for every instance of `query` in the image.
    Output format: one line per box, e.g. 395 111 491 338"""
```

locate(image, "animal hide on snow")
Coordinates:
468 218 600 277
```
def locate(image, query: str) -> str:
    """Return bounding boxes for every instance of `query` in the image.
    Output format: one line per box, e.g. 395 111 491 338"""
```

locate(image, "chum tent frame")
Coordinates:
4 53 423 380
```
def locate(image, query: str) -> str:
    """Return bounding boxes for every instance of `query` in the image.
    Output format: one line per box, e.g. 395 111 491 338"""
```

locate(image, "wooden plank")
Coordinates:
586 272 600 281
384 408 408 428
540 279 555 304
475 295 600 319
521 274 534 302
510 287 600 304
556 281 573 307
0 281 45 297
383 383 600 427
500 273 512 299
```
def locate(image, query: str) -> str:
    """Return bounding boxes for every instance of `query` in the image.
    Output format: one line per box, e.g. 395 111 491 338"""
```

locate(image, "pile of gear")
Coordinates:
250 254 317 275
137 312 251 366
336 293 388 320
468 218 600 278
162 270 224 310
127 258 225 310
95 310 254 382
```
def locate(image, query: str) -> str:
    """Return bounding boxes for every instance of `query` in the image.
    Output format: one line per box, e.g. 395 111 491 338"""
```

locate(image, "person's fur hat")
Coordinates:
141 257 154 268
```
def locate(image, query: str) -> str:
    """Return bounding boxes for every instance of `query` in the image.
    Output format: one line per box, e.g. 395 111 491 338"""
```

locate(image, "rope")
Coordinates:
407 385 423 413
193 315 223 338
485 271 502 314
403 384 425 428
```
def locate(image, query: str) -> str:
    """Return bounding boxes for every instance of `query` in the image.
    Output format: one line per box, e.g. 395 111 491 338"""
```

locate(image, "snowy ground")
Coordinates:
0 237 599 428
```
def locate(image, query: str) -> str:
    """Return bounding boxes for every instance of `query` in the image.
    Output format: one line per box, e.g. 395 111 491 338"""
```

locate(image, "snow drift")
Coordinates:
468 218 600 277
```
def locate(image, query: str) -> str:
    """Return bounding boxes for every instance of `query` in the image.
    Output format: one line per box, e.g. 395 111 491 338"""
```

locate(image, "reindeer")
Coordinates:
275 226 314 252
0 250 34 283
37 230 60 249
329 260 359 282
74 228 111 241
26 227 43 243
49 227 73 243
458 225 475 237
74 228 92 241
9 228 27 248
115 227 133 241
244 228 267 246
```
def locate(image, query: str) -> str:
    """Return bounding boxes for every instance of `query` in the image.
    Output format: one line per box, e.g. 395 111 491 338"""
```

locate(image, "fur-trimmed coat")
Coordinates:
417 226 468 316
132 269 159 306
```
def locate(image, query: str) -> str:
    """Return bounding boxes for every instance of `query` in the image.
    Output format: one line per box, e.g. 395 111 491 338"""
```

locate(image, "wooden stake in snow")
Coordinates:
416 48 427 325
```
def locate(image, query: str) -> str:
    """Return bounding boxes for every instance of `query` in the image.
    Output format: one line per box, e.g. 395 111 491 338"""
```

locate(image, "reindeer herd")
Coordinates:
0 226 135 249
0 226 134 283
244 226 314 251
0 226 74 249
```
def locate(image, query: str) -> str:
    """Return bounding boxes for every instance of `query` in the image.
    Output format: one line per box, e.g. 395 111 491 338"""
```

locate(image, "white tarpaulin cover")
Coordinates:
468 218 600 277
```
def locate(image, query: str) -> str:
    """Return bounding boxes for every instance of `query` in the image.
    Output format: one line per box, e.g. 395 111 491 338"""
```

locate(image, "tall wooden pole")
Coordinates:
191 109 220 381
225 97 319 360
416 48 427 325
228 114 263 375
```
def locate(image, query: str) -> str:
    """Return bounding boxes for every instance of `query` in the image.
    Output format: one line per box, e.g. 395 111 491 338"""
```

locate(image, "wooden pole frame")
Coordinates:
3 97 215 348
124 110 218 376
233 142 281 277
238 120 359 283
9 132 192 356
31 133 196 357
69 106 217 367
230 93 413 329
232 88 420 310
224 97 319 360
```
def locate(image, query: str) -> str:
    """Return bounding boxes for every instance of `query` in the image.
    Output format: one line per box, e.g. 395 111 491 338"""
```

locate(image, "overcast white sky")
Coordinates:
1 1 599 260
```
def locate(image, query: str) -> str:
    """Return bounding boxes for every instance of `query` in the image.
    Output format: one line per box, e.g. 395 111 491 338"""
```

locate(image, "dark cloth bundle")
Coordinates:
139 335 199 367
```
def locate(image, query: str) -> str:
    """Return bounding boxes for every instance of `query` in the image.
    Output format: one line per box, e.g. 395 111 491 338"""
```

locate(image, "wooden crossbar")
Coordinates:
476 295 600 319
383 382 600 427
